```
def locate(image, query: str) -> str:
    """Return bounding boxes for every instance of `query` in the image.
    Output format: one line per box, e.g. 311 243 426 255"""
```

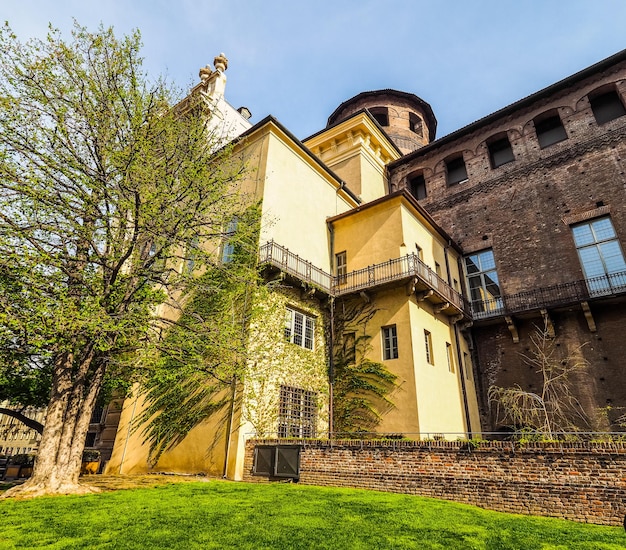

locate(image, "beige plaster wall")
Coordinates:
258 129 355 272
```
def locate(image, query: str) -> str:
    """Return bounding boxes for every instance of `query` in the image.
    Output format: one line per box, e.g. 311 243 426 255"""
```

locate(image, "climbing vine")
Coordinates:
332 298 397 436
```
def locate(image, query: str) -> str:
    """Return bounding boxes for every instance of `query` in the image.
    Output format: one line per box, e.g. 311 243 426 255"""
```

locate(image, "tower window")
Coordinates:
488 137 515 168
534 114 567 148
409 173 426 200
446 156 468 185
590 90 626 125
409 113 423 137
369 107 389 127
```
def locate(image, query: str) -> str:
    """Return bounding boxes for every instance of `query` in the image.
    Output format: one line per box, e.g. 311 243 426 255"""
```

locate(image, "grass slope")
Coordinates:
0 480 624 549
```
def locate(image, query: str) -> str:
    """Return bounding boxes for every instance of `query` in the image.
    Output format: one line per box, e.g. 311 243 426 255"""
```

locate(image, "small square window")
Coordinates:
488 137 515 168
535 115 567 148
382 325 398 360
590 91 626 125
446 157 468 185
409 174 426 200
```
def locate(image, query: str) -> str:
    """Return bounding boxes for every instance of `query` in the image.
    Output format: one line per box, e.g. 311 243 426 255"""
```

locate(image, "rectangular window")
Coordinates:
590 90 626 125
409 174 427 200
90 406 105 424
277 385 318 438
424 330 434 365
284 308 315 350
409 113 423 136
221 217 238 263
572 216 626 294
85 432 97 448
382 325 398 360
488 137 515 168
464 249 503 315
435 262 442 277
446 157 468 185
336 251 347 284
535 114 567 148
446 342 455 373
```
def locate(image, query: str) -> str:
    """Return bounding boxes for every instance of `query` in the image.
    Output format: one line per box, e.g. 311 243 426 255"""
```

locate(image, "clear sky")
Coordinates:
4 1 626 140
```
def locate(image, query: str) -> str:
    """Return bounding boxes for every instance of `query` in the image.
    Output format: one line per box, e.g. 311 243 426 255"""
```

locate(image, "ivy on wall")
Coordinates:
332 298 397 436
243 283 329 437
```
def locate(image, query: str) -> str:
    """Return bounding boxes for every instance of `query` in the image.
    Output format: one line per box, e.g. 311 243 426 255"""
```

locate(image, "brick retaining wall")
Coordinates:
243 439 626 526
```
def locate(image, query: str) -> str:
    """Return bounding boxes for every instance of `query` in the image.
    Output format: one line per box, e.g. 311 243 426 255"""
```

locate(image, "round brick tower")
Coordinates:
327 89 437 155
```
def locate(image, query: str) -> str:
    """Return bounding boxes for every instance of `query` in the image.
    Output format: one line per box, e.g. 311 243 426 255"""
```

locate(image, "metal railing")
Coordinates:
258 241 468 314
471 270 626 320
258 241 333 293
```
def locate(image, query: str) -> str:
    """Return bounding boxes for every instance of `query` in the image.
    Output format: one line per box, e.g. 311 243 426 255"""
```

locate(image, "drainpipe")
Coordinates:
454 324 473 437
222 375 237 478
327 219 336 439
445 241 472 437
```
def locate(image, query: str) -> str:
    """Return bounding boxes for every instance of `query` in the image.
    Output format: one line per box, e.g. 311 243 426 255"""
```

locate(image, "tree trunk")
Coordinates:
2 350 106 498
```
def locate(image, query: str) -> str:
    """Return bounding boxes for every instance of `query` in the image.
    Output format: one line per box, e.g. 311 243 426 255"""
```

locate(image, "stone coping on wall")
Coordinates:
248 437 626 453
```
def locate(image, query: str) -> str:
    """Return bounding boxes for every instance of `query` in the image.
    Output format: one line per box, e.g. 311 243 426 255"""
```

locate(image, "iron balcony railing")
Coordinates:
258 240 469 315
471 270 626 320
258 241 333 293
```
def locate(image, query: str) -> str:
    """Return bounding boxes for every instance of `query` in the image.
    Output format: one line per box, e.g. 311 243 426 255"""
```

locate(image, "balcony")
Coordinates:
471 270 626 320
258 241 470 317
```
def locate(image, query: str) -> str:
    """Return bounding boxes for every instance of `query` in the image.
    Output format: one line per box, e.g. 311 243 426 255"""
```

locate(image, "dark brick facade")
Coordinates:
387 53 626 431
244 438 626 525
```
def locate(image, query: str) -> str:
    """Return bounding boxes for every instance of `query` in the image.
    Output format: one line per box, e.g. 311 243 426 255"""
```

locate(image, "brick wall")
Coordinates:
244 439 626 526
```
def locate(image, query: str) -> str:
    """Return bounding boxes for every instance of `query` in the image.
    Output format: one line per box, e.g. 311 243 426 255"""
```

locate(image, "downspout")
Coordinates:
222 375 237 478
327 218 336 439
444 241 472 437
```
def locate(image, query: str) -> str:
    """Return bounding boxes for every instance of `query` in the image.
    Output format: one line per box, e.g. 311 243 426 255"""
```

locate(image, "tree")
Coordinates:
488 322 589 439
331 299 397 436
0 22 249 496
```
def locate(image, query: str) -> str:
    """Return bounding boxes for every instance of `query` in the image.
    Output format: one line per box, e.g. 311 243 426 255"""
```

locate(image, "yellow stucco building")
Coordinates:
106 56 481 480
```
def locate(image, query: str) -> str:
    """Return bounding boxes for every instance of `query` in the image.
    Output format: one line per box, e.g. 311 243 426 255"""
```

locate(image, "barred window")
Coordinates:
284 307 315 350
278 385 318 438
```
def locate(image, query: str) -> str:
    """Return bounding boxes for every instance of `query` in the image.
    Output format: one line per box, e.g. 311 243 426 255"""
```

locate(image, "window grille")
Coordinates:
278 386 318 438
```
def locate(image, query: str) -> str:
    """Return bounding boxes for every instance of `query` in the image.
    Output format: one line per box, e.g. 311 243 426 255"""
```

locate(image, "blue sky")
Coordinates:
5 1 626 140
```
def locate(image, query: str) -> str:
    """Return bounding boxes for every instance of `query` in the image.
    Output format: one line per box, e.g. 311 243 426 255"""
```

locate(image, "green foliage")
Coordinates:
0 21 250 481
332 299 396 436
138 204 262 462
0 481 624 549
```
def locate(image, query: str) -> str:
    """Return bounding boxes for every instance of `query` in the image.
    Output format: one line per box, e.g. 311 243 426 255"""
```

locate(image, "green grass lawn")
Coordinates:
0 480 624 549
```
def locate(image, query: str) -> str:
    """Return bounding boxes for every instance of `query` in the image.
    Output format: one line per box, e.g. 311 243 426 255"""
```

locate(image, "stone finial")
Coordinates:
213 53 228 73
199 65 213 82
